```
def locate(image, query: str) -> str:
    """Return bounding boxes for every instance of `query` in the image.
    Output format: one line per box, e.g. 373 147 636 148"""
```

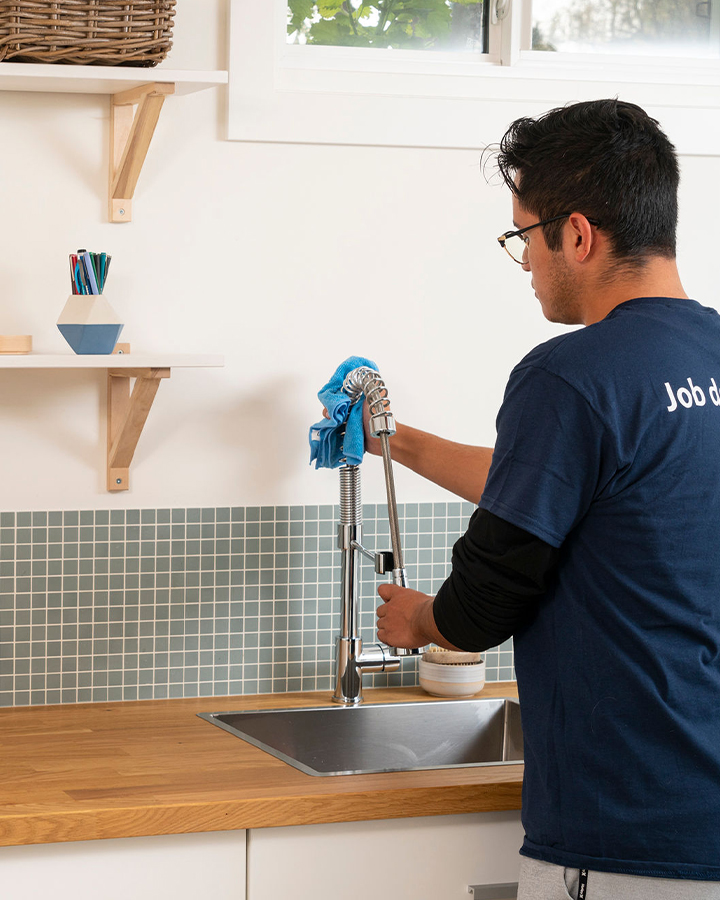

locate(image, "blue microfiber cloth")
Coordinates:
309 356 378 469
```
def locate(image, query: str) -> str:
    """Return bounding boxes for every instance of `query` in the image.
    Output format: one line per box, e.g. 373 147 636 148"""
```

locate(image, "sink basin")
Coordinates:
199 697 523 777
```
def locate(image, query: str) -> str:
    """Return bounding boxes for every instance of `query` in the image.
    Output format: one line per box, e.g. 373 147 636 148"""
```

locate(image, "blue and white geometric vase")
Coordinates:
57 294 124 355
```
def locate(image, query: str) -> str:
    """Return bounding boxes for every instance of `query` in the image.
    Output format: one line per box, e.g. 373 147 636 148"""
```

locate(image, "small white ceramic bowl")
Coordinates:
418 658 486 698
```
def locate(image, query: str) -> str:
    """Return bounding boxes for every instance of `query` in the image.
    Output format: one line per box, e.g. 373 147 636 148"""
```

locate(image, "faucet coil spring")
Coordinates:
339 465 362 526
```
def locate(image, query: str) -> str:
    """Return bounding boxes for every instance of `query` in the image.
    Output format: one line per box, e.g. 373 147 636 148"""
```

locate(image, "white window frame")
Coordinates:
228 0 720 155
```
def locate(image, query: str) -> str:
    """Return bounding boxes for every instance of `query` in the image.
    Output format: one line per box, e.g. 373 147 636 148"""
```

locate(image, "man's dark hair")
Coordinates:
496 99 680 263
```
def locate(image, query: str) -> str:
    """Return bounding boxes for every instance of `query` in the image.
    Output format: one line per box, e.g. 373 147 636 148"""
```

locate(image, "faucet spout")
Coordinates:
333 637 399 705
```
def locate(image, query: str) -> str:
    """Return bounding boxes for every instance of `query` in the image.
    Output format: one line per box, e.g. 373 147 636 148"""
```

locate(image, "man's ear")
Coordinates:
567 213 596 263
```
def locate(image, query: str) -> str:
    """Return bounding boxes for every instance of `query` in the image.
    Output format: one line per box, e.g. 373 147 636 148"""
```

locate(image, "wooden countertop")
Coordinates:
0 683 522 848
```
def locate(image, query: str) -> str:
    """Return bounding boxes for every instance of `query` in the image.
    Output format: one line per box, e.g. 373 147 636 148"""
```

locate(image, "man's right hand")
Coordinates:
377 583 459 651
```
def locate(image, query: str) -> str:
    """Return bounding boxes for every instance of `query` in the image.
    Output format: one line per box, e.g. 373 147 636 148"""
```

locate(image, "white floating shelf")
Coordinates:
0 63 228 95
0 353 224 369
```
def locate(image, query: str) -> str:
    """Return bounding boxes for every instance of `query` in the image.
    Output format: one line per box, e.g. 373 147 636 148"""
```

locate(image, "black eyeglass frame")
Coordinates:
498 213 601 264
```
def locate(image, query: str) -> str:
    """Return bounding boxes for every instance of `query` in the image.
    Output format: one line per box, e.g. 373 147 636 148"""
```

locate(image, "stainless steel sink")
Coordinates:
199 697 523 777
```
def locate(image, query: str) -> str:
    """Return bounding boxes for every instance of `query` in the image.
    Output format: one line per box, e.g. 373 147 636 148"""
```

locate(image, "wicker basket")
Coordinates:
0 1 176 67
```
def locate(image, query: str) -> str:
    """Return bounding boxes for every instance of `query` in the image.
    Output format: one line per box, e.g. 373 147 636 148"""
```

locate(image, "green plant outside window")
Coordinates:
287 0 487 52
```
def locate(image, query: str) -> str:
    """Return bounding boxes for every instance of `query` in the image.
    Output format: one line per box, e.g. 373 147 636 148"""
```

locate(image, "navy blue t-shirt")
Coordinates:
480 297 720 880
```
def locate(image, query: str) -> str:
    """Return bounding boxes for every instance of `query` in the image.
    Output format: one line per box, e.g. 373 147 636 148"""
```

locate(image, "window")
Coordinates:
530 0 720 58
284 0 720 58
287 0 490 54
228 0 720 154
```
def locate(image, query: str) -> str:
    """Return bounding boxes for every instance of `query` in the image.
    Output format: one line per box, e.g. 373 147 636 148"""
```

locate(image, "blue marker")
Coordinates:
99 252 107 292
82 251 99 295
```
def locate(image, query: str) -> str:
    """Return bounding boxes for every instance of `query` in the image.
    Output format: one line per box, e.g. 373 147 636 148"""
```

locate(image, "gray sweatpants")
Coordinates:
518 856 720 900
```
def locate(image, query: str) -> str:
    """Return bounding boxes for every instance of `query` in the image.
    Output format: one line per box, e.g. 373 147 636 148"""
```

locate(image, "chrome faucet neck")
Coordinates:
333 465 398 704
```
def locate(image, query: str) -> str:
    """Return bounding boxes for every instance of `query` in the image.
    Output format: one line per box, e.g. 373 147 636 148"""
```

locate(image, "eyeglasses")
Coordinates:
497 214 600 264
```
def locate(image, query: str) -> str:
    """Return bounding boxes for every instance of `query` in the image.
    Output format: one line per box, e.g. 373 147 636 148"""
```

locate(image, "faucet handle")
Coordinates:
393 646 424 657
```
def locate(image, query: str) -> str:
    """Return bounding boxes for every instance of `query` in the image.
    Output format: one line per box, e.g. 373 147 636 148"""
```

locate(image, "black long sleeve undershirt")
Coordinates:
433 507 560 653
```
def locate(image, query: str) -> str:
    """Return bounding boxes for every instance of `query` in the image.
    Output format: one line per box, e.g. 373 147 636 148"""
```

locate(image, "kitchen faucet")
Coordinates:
332 367 422 705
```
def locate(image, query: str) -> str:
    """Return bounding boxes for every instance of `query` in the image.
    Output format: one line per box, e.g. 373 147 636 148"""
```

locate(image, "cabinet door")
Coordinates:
247 812 523 900
0 830 246 900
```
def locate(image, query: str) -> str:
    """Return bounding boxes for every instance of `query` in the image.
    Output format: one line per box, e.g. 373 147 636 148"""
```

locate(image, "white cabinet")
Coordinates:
0 812 523 899
0 830 246 900
247 812 524 900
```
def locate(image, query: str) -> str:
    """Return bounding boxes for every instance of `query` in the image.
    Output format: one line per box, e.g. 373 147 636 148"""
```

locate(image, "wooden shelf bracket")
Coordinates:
0 342 223 492
107 366 171 491
109 82 175 223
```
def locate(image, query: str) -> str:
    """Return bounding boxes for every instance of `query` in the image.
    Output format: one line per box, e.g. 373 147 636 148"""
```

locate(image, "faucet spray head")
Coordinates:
342 367 396 437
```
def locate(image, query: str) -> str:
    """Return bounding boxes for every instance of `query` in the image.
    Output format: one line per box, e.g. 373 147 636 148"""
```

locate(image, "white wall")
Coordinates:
0 0 716 512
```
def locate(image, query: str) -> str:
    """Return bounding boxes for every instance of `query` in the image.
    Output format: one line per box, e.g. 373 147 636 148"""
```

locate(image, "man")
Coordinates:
369 100 720 899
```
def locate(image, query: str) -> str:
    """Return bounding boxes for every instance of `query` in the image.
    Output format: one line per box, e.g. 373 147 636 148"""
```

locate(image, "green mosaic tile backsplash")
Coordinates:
0 504 515 707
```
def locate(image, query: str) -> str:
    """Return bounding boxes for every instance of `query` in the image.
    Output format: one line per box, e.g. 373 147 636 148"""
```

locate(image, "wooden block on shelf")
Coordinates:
0 335 32 354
